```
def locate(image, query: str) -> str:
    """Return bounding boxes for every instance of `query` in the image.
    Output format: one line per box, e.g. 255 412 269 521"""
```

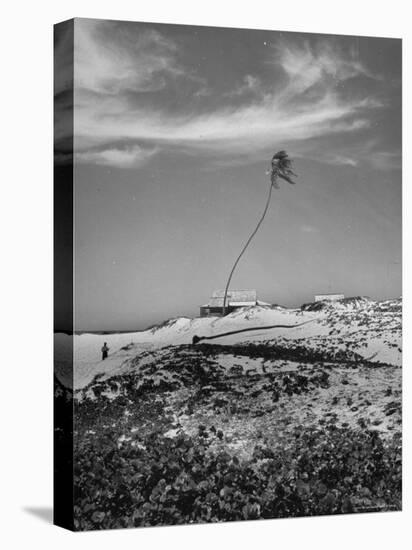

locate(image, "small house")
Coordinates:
314 293 345 302
200 289 265 317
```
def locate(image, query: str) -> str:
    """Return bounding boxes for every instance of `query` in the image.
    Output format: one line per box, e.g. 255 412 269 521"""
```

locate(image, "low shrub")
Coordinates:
73 424 401 530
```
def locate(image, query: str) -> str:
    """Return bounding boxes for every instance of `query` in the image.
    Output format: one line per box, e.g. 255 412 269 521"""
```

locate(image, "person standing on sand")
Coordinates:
101 342 109 360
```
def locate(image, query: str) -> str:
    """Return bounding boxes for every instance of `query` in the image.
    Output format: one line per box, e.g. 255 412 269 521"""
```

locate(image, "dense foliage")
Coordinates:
56 338 402 531
73 421 401 530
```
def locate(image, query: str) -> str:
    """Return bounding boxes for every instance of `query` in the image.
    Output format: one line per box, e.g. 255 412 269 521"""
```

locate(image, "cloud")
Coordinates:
328 156 359 167
300 139 401 171
76 145 158 168
74 84 375 158
226 74 263 97
55 21 392 169
275 39 379 95
74 19 186 94
304 153 359 167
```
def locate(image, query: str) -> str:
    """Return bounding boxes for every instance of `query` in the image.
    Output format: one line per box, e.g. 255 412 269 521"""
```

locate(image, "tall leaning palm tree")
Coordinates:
222 150 297 316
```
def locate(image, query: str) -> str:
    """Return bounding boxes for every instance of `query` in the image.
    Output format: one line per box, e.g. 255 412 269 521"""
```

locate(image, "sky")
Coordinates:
55 18 401 331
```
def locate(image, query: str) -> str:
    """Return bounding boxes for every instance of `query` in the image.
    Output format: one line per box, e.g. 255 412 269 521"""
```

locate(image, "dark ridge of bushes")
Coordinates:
196 342 364 365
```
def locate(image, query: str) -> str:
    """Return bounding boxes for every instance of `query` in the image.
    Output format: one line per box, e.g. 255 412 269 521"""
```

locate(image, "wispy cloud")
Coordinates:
274 39 380 95
297 138 401 171
74 19 187 94
327 155 359 167
226 74 264 98
76 144 158 168
57 20 394 169
75 91 372 151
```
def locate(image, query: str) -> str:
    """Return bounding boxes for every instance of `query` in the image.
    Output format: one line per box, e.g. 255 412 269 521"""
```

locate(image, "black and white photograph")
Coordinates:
53 17 402 531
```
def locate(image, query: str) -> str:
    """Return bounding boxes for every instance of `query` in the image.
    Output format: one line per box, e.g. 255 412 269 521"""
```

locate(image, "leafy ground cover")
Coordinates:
58 340 402 530
73 415 401 530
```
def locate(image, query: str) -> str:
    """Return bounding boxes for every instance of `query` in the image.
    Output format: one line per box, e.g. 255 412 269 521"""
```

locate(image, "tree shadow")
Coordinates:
23 506 53 524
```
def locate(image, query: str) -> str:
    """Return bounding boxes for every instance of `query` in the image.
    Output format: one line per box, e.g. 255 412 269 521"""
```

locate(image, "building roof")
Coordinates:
202 289 257 308
314 293 344 302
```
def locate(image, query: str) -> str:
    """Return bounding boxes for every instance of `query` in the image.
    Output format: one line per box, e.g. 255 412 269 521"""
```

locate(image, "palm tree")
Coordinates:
222 150 297 316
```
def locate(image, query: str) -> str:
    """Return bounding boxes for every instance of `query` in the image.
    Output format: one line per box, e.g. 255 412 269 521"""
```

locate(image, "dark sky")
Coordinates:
60 18 401 331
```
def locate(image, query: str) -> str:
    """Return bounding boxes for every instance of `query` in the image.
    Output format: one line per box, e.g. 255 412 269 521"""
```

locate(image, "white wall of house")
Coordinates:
314 294 345 302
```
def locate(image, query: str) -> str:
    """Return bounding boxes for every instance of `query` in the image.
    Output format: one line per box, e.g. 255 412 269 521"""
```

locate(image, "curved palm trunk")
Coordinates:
222 179 274 315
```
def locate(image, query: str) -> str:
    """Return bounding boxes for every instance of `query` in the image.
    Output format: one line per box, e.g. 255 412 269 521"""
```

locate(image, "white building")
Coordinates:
314 293 344 302
200 289 270 317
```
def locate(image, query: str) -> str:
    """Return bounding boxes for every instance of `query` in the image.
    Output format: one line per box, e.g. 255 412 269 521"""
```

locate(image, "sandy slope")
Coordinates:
54 297 401 389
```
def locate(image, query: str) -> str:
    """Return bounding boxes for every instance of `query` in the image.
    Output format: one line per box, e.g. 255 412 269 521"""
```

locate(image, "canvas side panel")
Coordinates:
54 18 74 531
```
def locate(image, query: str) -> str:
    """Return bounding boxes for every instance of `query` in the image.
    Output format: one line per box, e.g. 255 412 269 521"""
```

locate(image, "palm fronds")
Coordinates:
270 150 297 188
